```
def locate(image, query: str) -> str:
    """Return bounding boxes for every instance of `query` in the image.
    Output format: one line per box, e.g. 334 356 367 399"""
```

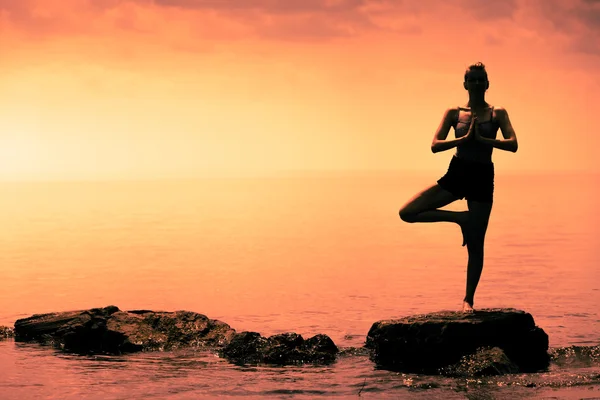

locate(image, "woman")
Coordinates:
398 62 519 313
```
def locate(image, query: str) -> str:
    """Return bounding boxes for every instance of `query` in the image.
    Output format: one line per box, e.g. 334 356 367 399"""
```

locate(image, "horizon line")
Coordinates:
0 168 597 183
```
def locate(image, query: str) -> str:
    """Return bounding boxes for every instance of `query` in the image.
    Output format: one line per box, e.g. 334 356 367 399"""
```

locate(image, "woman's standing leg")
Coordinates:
463 200 493 311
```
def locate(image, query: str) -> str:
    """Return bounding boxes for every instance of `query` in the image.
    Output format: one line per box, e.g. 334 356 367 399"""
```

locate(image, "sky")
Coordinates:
1 0 599 180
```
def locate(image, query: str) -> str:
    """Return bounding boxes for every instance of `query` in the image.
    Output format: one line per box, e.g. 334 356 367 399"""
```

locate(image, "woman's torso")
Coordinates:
453 106 499 164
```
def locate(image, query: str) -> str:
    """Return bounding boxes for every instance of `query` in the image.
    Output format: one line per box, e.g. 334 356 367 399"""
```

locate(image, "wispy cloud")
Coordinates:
0 0 598 57
524 0 600 56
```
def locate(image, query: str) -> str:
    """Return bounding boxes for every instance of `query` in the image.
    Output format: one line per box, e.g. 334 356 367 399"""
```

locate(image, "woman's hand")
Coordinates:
474 118 484 142
473 116 489 143
463 115 478 141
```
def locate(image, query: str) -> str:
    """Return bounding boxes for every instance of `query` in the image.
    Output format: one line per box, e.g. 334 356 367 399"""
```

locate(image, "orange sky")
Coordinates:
1 0 599 180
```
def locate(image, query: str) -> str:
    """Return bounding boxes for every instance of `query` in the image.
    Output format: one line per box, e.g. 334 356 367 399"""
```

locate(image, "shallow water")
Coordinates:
0 171 599 398
1 341 599 399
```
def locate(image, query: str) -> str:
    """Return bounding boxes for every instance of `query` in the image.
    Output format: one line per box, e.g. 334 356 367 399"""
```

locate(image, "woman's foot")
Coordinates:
462 301 474 313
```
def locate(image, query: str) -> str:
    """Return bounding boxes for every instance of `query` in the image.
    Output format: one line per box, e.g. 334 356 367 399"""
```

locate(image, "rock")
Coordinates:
365 308 549 375
442 347 520 377
13 306 236 354
1 326 14 339
12 306 340 366
220 332 338 366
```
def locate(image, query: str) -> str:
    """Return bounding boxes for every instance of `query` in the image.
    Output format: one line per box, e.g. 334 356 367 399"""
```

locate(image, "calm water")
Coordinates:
0 171 599 399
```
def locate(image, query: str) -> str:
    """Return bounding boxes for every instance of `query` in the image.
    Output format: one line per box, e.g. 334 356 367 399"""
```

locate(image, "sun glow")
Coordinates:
0 121 44 180
0 0 599 181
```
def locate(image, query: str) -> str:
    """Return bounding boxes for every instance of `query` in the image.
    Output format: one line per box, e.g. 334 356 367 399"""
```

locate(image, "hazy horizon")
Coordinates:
0 166 598 183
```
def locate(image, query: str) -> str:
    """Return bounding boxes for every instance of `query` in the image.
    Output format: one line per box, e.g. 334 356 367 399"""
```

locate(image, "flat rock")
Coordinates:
220 332 339 366
13 305 236 354
365 308 549 375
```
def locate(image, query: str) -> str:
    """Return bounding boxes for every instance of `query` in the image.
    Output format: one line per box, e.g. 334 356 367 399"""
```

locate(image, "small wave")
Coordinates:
550 345 600 368
337 346 370 357
262 389 330 395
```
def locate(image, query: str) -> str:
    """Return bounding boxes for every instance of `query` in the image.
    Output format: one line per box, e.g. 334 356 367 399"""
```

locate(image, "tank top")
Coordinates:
452 106 499 164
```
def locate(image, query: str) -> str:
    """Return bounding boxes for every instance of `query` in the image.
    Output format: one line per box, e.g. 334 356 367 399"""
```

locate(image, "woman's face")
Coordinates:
464 70 489 93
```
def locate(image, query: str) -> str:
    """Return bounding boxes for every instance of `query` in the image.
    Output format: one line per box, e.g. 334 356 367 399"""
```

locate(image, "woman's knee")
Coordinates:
466 237 486 255
398 206 417 222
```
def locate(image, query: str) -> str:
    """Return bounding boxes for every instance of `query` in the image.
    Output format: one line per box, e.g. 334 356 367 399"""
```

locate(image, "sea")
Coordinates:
0 171 598 399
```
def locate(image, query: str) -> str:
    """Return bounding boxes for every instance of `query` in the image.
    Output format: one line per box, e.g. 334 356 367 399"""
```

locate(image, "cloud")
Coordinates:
0 0 95 37
484 34 503 46
0 0 417 41
152 0 366 13
527 0 600 56
0 0 34 25
460 0 518 21
151 0 381 40
0 0 598 56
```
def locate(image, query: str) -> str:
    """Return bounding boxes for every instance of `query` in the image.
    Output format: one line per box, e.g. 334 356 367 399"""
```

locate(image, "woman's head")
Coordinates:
463 62 489 93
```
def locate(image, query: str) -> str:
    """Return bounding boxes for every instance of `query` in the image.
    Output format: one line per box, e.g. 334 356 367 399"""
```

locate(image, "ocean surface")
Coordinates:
0 171 599 399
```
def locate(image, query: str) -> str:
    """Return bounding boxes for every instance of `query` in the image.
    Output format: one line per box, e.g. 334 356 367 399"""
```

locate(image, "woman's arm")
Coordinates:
475 107 518 152
431 108 472 153
432 136 469 153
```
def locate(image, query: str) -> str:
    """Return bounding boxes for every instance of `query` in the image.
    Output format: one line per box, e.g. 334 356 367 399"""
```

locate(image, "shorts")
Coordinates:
437 156 494 203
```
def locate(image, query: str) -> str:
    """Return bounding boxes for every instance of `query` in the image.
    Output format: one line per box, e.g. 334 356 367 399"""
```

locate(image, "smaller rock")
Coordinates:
1 326 14 339
305 334 339 360
219 332 268 364
220 331 338 366
441 347 520 377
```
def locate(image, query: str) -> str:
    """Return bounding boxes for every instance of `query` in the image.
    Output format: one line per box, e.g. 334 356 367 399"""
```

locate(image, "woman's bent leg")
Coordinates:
398 184 461 223
399 184 469 245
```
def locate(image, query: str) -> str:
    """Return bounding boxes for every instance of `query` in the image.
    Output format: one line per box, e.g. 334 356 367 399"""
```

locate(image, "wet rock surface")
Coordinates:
220 332 338 366
13 306 236 354
11 306 559 374
11 306 338 367
365 308 549 375
441 346 520 377
1 326 14 339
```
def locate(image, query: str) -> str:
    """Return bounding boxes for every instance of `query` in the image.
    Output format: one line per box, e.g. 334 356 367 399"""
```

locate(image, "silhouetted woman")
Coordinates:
398 62 519 312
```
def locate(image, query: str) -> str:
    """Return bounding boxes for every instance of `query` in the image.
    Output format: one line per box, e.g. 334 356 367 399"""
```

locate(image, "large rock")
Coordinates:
365 308 549 375
220 332 338 366
13 305 236 354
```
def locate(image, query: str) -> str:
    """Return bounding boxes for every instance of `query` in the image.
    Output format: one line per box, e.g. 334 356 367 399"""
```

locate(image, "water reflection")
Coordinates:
2 340 600 399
